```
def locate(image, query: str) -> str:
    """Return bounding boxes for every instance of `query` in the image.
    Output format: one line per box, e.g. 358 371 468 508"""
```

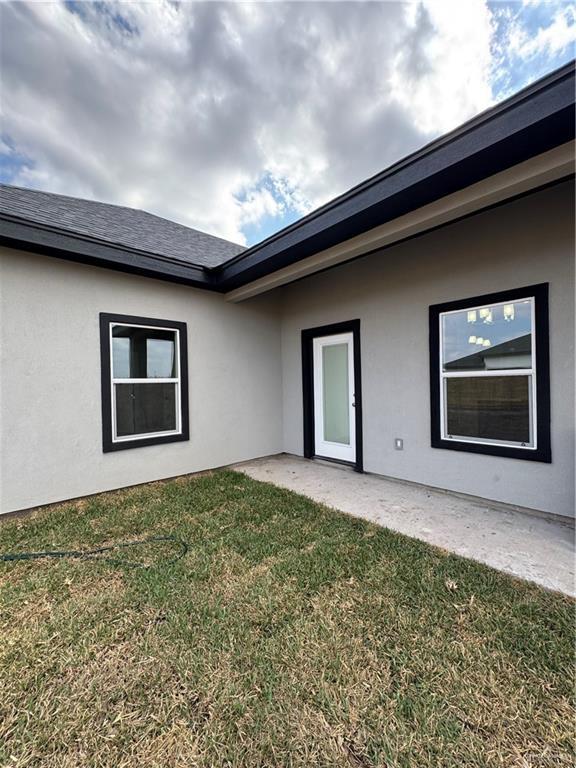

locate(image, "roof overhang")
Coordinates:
219 62 575 298
1 63 574 296
225 141 574 302
0 216 218 290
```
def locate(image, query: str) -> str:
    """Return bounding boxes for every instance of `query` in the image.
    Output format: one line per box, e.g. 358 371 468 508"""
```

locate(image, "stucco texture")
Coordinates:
0 251 282 512
0 181 573 517
279 181 575 517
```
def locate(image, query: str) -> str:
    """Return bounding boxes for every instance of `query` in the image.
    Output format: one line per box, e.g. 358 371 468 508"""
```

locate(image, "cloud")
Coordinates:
510 2 575 60
390 1 493 135
0 1 567 245
489 1 575 98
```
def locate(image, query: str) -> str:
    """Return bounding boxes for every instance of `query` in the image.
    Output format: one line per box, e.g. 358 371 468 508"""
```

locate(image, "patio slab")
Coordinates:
235 454 575 597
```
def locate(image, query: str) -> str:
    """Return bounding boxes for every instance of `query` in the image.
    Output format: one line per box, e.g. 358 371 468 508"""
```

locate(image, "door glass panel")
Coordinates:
322 343 350 444
442 299 533 372
446 375 531 443
115 383 177 436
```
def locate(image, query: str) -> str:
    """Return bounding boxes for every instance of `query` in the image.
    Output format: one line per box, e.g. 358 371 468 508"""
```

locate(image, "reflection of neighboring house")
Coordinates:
445 335 532 371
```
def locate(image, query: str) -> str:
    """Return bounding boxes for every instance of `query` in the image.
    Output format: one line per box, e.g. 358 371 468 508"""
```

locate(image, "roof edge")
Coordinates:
216 60 575 290
0 216 220 291
1 182 246 254
1 61 574 293
218 60 575 272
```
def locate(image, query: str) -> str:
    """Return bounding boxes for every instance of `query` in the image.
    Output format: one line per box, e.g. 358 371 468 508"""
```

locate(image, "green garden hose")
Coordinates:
0 535 188 569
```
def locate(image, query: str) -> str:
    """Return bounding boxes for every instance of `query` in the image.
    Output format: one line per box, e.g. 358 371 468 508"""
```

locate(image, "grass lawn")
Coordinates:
0 470 573 768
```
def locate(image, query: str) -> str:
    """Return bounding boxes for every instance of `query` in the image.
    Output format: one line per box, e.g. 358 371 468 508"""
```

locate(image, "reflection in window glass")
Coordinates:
112 326 177 378
115 383 177 437
112 337 130 378
442 299 532 372
446 376 531 444
146 339 175 378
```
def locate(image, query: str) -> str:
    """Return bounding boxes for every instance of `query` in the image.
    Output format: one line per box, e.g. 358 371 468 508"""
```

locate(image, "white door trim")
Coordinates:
312 332 356 463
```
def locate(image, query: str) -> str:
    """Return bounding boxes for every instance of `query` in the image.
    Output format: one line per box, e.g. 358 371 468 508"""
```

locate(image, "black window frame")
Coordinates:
429 283 551 463
100 312 189 453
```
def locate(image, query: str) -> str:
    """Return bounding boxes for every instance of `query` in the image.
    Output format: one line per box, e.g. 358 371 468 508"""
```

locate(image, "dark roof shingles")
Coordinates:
0 184 244 269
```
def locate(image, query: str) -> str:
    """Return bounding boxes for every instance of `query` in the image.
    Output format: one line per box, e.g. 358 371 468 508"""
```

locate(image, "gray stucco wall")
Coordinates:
1 181 573 517
279 181 575 517
0 250 283 513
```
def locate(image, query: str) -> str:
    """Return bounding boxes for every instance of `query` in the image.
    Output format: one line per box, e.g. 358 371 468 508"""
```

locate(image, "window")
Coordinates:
429 284 550 462
100 314 189 452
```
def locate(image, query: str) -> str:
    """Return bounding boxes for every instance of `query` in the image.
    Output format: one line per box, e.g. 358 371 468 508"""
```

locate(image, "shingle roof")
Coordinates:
0 184 244 269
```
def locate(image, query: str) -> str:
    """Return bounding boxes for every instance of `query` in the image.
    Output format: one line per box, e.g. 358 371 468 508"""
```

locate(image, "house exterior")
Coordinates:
1 63 574 519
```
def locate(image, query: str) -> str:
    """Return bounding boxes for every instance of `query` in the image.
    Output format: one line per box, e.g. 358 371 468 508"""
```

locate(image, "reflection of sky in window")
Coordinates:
146 339 175 378
112 334 175 377
442 300 532 365
113 337 130 378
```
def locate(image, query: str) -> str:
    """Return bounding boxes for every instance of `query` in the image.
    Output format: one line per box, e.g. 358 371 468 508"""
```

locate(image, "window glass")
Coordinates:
146 339 175 378
112 337 130 378
112 326 177 378
446 376 530 444
442 299 532 372
115 383 177 437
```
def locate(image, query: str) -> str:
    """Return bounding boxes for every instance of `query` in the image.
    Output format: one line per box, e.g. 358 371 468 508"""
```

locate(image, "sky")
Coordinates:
0 1 574 247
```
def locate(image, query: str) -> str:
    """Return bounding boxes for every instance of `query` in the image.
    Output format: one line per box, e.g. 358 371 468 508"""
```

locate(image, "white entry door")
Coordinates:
313 332 356 463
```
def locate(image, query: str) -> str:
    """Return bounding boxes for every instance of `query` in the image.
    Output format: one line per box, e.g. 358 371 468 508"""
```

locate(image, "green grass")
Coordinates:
0 470 573 768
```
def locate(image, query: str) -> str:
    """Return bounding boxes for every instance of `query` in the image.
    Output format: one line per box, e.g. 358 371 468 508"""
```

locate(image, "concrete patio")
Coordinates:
235 454 575 597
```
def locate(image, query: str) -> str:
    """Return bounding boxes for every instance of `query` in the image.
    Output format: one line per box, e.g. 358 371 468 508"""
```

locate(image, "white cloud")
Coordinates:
509 4 575 60
390 1 494 135
0 1 536 245
0 137 13 156
238 185 281 227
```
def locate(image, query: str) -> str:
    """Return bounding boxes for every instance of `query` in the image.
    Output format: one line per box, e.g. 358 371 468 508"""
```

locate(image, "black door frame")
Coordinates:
301 319 363 472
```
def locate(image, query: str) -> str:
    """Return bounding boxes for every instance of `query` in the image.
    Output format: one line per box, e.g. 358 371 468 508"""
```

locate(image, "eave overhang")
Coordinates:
224 141 574 302
217 62 575 294
0 216 218 290
0 62 574 297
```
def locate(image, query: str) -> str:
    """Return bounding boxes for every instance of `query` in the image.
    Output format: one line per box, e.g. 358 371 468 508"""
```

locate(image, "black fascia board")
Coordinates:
0 216 220 291
215 62 575 292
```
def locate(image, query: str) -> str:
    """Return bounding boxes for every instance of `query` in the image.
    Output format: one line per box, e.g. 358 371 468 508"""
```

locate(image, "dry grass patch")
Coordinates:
0 470 573 767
